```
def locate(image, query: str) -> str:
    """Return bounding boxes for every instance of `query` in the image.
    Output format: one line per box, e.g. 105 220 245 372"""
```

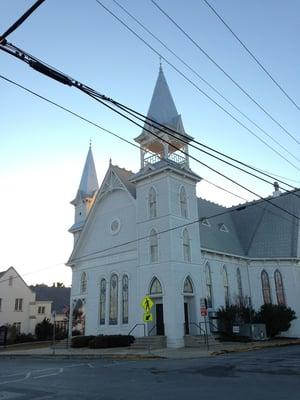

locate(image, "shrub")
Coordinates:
217 305 255 334
256 304 296 338
71 335 95 348
35 318 53 340
14 333 35 343
89 335 135 349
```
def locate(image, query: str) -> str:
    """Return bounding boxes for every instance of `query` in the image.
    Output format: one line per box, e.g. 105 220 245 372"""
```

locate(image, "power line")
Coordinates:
202 0 300 112
150 0 300 145
109 0 300 165
93 0 300 172
1 42 299 220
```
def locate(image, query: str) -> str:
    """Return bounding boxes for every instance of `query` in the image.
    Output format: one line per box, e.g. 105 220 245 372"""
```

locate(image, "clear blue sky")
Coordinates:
1 0 299 285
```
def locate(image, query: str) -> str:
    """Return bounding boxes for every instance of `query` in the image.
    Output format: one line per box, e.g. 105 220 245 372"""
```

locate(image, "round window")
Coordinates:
110 218 121 234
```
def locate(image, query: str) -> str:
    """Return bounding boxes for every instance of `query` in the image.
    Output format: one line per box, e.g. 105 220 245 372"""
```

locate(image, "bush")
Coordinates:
256 304 296 338
35 318 54 340
89 335 135 349
217 305 255 335
14 333 35 344
71 335 95 348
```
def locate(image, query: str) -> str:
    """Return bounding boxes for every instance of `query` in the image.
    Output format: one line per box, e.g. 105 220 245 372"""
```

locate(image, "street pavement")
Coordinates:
0 345 300 399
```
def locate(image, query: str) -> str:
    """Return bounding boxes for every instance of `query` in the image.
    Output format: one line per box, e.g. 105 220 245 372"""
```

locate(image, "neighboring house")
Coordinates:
67 66 300 348
0 267 70 335
31 285 71 329
0 267 37 334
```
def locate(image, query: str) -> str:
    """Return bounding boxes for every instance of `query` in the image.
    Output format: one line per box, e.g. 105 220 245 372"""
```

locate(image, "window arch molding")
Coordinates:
182 228 191 262
261 270 272 304
179 185 188 218
274 269 286 305
183 275 194 295
149 276 163 297
148 186 157 219
80 272 87 294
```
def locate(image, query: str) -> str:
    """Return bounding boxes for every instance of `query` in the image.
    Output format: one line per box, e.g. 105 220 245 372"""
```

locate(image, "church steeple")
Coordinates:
69 145 99 242
135 66 193 169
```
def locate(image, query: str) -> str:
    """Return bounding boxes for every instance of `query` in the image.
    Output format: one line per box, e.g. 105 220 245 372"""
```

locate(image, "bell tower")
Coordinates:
69 143 99 244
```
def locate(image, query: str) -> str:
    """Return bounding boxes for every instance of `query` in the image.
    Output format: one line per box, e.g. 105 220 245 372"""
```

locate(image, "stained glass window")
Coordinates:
80 272 87 294
274 270 286 305
183 229 191 262
109 274 118 325
99 279 106 325
261 270 272 304
223 266 230 307
149 187 157 218
122 275 129 324
183 276 193 294
150 229 158 263
205 263 213 308
150 277 162 295
180 187 188 218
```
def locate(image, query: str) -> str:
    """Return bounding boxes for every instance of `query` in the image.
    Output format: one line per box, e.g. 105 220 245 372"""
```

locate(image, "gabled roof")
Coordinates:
71 145 99 205
31 286 71 314
112 165 136 198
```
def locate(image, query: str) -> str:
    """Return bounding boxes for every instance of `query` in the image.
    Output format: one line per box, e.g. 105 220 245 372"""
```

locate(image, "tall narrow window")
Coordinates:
205 263 213 308
122 275 129 324
180 187 188 218
15 298 23 311
0 298 2 312
80 272 87 294
99 279 106 325
183 229 191 262
261 270 272 304
274 270 286 305
223 266 230 307
109 274 118 325
150 277 162 295
149 187 157 218
183 276 193 294
237 268 243 300
150 229 158 263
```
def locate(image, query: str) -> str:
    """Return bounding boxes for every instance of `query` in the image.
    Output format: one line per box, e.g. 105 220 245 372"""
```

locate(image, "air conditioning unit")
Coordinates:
240 323 267 340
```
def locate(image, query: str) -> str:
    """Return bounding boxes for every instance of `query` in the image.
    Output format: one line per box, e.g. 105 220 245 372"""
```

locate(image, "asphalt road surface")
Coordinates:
0 345 300 399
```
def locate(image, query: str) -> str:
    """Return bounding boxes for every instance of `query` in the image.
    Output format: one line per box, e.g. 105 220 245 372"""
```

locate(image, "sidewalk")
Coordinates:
1 338 300 360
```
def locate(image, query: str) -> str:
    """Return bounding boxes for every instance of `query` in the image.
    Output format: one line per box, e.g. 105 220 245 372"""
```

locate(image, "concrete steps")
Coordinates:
131 336 167 350
184 335 221 348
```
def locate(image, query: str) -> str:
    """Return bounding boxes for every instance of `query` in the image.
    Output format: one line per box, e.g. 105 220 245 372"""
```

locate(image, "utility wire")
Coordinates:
0 78 298 273
150 0 300 145
93 0 300 171
1 42 299 220
202 0 300 112
109 0 300 164
0 0 45 45
0 73 249 203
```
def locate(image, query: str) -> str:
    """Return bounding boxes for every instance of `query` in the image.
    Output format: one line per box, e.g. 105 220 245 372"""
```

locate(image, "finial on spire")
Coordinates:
159 56 163 71
89 138 92 149
109 157 112 165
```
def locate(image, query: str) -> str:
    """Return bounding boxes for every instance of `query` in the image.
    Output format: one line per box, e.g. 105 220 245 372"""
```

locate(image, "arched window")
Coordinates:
274 270 286 305
99 279 106 325
183 228 191 262
150 277 162 295
80 272 87 294
122 275 129 324
149 187 157 218
237 268 243 300
180 186 188 218
109 274 118 325
149 229 158 263
205 263 213 308
261 270 272 304
183 276 193 294
223 266 230 307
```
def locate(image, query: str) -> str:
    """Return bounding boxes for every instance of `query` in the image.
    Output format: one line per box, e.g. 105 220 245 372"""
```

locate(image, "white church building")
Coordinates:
67 67 300 348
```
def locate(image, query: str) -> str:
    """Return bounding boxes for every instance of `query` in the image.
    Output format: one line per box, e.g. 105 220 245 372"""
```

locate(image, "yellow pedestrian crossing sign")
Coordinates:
143 312 153 322
141 296 154 312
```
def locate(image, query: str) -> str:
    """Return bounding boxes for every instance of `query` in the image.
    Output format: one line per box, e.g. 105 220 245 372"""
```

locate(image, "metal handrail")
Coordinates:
128 323 146 337
148 324 157 336
188 322 206 336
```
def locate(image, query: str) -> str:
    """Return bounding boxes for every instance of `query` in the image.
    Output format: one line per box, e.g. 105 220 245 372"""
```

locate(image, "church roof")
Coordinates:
112 165 136 198
71 145 99 204
198 190 300 258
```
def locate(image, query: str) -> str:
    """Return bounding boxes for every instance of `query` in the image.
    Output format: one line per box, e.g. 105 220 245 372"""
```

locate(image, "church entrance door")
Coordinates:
184 302 189 334
156 303 164 335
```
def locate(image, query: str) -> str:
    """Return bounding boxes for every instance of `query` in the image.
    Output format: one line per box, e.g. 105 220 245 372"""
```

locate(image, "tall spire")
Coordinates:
72 145 99 204
145 65 180 129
